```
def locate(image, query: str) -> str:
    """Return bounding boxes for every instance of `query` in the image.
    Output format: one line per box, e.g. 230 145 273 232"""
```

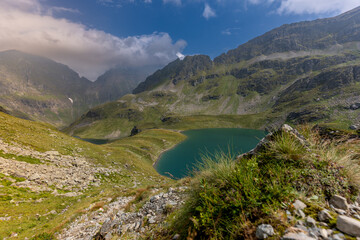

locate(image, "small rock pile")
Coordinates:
256 195 360 240
94 187 187 240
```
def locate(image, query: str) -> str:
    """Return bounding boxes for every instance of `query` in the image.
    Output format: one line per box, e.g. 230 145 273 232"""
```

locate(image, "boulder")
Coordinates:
330 195 349 211
336 215 360 237
256 224 275 239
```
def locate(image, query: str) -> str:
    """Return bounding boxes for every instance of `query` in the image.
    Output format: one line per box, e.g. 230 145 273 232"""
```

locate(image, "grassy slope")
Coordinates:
0 112 185 239
151 125 360 239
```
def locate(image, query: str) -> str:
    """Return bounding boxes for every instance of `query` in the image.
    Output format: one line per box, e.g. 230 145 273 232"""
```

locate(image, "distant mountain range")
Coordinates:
67 6 360 139
0 50 158 126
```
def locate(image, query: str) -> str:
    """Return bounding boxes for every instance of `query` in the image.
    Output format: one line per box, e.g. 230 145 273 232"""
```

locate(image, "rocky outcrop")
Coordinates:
238 124 309 159
57 196 133 240
94 187 187 239
58 187 187 240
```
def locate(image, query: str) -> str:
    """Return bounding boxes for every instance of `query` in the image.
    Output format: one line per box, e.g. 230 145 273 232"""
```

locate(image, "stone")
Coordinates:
333 208 346 215
148 216 156 224
256 224 275 239
282 233 316 240
294 200 307 210
104 232 112 240
331 233 345 240
318 222 328 227
336 215 360 237
305 216 316 228
350 124 360 130
350 103 360 110
319 229 328 239
173 234 180 240
326 229 333 236
49 210 57 215
330 195 349 211
318 209 332 222
99 219 113 237
295 209 306 219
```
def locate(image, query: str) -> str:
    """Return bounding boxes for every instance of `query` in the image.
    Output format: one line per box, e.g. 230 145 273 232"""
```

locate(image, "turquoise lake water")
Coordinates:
154 128 266 179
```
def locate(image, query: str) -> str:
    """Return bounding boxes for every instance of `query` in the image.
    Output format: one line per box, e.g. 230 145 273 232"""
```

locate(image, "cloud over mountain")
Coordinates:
0 0 186 80
249 0 360 15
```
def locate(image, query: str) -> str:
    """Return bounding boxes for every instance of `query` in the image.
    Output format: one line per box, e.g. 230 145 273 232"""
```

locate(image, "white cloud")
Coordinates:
47 7 80 16
0 0 187 80
163 0 182 6
176 52 185 60
249 0 360 15
203 3 216 19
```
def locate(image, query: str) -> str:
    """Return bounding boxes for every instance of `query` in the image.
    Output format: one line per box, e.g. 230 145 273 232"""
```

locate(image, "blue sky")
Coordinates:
0 0 359 80
50 0 333 57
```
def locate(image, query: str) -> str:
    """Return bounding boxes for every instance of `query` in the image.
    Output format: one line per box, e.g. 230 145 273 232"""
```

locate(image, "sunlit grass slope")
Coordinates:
0 112 185 238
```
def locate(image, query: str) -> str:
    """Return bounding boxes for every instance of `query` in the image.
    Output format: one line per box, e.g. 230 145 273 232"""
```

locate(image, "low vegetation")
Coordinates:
151 125 360 239
0 112 184 239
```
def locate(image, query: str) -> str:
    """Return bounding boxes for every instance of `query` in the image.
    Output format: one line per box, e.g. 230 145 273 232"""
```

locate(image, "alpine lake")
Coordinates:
154 128 266 179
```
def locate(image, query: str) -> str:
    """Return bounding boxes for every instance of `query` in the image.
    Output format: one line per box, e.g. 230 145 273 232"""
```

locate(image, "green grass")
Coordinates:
0 150 43 164
151 126 360 240
0 112 186 238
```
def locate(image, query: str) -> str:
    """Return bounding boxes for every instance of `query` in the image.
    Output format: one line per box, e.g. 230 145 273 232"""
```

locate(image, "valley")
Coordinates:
1 4 360 240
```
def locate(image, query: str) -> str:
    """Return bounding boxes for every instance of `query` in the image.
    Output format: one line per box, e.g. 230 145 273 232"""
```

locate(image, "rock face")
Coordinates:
336 215 360 237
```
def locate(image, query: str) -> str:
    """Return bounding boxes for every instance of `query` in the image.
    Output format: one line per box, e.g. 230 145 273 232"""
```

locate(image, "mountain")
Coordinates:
92 65 159 103
0 50 153 127
66 7 360 139
133 55 213 94
214 6 360 64
0 50 97 126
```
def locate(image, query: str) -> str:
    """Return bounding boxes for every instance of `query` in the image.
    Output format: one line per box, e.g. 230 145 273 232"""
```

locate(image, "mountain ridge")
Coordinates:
67 7 360 139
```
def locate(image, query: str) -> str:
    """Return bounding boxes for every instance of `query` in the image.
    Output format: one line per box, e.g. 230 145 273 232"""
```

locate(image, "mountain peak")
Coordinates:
133 54 212 94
